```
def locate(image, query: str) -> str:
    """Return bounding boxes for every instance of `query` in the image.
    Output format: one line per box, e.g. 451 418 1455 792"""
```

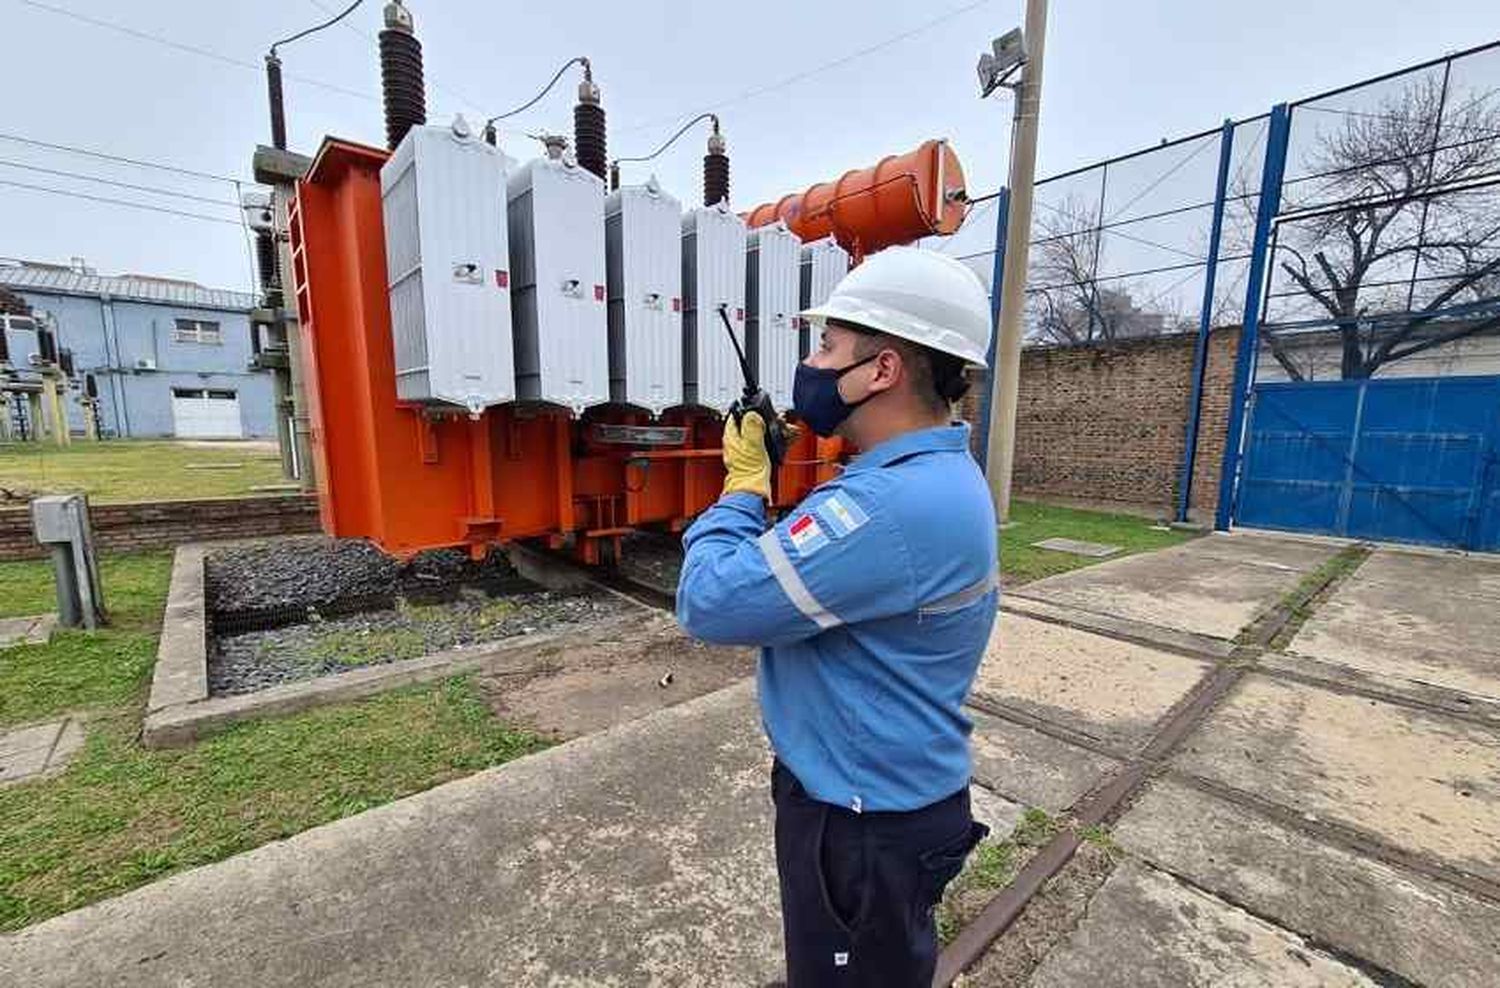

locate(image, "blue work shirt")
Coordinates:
676 423 999 813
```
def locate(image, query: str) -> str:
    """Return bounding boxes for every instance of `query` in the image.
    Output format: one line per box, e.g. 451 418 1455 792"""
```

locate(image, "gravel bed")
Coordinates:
617 533 684 594
205 537 523 615
210 586 633 696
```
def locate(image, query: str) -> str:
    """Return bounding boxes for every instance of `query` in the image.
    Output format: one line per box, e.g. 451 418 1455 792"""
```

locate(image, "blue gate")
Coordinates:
1235 375 1500 551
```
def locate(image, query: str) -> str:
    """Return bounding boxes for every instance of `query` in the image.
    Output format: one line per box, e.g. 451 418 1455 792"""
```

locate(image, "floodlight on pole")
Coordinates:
977 28 1026 98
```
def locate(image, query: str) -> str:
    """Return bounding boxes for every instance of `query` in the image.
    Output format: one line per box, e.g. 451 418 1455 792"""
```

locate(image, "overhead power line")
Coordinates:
274 0 363 53
0 132 250 186
616 0 997 136
0 158 242 207
16 0 375 102
0 179 245 227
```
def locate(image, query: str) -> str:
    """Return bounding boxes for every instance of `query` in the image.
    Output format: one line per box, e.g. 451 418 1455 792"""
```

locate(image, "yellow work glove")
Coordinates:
722 411 773 501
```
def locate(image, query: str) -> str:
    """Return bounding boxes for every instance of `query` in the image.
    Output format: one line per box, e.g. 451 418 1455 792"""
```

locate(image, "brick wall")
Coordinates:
961 328 1240 520
0 494 321 560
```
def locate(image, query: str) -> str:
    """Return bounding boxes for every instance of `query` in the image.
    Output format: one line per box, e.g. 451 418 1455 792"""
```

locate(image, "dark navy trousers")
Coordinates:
771 761 988 987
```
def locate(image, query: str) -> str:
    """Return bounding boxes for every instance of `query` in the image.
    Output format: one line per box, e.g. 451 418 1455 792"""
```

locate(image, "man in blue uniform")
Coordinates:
676 247 999 986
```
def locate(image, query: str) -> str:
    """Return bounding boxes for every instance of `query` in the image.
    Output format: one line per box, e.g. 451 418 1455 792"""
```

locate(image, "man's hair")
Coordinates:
844 324 970 415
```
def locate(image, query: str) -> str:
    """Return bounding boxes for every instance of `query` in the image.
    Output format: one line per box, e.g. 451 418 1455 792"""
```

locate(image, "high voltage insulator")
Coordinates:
265 53 287 151
704 129 729 207
574 72 607 181
379 1 425 151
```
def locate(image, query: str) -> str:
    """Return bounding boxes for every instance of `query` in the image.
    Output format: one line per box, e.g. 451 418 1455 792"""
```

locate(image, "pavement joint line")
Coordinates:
1001 593 1234 663
965 691 1135 762
1168 769 1500 908
934 544 1368 985
1254 659 1500 731
1251 543 1374 652
1002 590 1236 659
1143 857 1424 988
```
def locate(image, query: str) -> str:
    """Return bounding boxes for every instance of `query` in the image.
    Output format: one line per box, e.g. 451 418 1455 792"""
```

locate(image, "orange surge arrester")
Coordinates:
744 139 967 262
290 136 961 563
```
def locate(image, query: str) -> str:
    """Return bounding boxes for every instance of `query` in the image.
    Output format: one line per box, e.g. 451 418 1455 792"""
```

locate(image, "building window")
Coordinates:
173 319 222 344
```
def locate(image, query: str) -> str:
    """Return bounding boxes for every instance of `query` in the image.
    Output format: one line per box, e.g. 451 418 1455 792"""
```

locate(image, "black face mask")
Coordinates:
791 352 880 438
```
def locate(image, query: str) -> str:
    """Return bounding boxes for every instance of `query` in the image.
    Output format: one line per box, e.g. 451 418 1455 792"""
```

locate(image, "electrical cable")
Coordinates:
304 0 490 117
232 181 263 296
0 179 246 226
15 0 374 102
0 158 241 207
1099 135 1217 225
486 57 589 126
272 0 362 53
613 113 718 166
0 132 249 185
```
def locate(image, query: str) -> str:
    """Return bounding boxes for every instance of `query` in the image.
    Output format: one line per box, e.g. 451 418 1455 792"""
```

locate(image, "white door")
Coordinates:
171 388 243 438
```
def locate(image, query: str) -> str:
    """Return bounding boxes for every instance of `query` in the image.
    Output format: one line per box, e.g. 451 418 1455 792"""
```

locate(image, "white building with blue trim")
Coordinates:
0 258 275 439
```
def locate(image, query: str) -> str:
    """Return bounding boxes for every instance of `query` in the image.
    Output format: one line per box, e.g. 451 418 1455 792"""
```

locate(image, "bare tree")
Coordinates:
1265 74 1500 379
1026 195 1177 344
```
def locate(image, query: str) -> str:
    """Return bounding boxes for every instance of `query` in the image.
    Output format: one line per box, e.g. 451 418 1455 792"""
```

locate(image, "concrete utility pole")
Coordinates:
983 0 1048 522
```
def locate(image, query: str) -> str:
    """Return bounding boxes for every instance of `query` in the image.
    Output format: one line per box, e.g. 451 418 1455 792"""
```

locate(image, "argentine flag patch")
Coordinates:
787 513 829 556
815 492 870 539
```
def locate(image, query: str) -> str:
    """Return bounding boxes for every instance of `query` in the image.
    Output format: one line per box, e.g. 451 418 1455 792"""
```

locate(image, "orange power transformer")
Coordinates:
288 137 964 563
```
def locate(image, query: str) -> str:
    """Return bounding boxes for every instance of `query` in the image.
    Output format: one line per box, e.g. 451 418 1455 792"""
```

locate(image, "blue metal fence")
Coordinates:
952 37 1500 544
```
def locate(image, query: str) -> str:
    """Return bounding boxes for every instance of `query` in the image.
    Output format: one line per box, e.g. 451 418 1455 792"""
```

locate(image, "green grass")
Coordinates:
936 808 1060 944
306 625 431 667
1001 500 1195 585
0 549 548 931
0 677 545 931
0 440 287 503
1257 544 1371 650
0 552 172 726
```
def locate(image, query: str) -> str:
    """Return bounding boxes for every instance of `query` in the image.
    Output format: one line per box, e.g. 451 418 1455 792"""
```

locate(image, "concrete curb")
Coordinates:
146 543 209 714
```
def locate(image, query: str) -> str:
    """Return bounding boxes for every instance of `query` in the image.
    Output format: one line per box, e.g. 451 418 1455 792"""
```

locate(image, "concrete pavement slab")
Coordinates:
1174 674 1500 884
0 614 55 650
0 721 63 786
478 623 755 739
969 708 1119 812
974 613 1211 750
1030 537 1120 558
1013 535 1336 640
3 680 784 988
1026 860 1379 987
1350 548 1500 598
45 718 83 772
1180 531 1343 572
970 783 1026 839
1289 548 1500 699
1116 777 1500 988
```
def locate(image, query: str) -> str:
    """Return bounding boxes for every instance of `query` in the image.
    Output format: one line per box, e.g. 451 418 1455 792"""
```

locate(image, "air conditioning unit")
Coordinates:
134 358 157 372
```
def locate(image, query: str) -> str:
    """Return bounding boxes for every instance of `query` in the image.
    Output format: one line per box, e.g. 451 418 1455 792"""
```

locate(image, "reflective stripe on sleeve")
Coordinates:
755 529 842 630
918 568 999 616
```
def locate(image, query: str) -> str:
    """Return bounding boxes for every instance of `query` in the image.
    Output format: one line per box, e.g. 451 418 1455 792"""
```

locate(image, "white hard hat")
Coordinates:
800 246 992 367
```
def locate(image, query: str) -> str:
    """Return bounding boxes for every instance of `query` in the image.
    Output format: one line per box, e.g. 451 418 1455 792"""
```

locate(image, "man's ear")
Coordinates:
867 347 903 393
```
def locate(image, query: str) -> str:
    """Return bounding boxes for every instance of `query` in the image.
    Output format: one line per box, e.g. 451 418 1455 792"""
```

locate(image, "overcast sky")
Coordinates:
1 0 1496 293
